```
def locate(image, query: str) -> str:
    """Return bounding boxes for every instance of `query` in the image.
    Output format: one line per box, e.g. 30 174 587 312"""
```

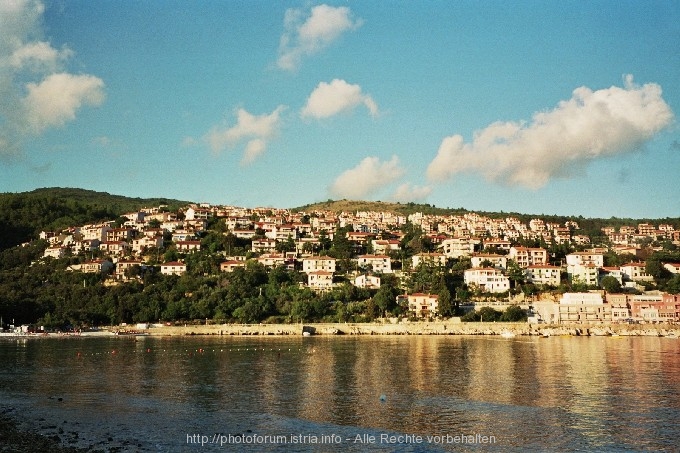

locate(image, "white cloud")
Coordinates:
204 106 285 165
427 75 674 188
9 41 73 71
22 73 105 133
329 155 405 199
301 79 378 119
241 139 267 166
0 0 105 160
391 183 432 202
277 4 362 71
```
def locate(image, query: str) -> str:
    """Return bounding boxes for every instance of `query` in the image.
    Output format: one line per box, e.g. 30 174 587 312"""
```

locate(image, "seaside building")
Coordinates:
406 293 439 318
558 292 609 323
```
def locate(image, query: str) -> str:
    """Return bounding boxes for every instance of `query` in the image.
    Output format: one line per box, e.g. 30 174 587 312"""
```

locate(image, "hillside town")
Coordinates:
37 202 680 325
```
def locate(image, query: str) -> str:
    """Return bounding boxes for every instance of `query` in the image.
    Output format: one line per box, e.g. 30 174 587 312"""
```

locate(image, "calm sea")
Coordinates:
0 335 679 452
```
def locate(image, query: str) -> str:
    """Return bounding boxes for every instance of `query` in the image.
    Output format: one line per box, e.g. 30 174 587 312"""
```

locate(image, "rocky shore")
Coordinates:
3 322 678 339
137 321 680 338
0 413 87 453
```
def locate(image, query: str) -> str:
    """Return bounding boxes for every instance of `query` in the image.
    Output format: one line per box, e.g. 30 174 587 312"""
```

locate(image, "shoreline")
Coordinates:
2 322 679 338
0 412 88 453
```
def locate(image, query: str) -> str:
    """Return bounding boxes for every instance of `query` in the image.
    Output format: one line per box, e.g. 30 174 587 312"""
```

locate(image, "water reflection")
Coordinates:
0 335 679 452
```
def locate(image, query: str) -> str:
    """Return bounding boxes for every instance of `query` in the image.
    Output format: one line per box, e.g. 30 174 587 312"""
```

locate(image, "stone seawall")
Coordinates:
140 322 680 337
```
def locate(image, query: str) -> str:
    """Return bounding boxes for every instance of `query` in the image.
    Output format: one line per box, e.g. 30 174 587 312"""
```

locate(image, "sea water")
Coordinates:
1 335 679 452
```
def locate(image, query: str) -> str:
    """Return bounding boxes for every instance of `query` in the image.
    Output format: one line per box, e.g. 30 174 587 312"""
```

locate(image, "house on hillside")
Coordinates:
302 256 336 273
464 268 510 293
307 271 334 292
525 264 561 287
161 261 186 276
354 274 381 289
356 254 392 273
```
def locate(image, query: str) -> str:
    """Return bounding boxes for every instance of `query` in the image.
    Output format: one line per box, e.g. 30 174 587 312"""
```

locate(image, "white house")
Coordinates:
161 261 186 276
220 260 246 273
354 274 381 289
251 238 277 253
175 240 201 252
406 293 439 318
620 262 653 282
464 268 510 293
471 253 507 270
132 235 163 253
115 259 144 280
307 271 334 292
257 253 290 269
482 239 512 253
68 259 114 275
302 256 336 273
81 224 112 242
371 239 401 254
508 247 548 268
43 246 67 259
569 264 599 286
566 252 604 271
558 292 609 323
525 264 561 287
356 255 392 273
440 238 476 258
663 263 680 274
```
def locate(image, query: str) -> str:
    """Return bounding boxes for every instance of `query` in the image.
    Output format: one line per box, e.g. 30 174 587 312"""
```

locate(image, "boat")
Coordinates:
500 330 516 338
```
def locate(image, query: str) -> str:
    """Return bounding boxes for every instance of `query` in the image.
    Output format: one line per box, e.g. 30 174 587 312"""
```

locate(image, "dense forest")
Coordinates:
0 188 187 250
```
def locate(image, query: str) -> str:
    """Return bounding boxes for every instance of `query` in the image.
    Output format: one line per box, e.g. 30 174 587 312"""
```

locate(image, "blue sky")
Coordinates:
1 1 679 219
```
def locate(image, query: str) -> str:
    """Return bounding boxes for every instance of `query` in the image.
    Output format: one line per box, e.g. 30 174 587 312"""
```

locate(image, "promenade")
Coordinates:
138 321 680 338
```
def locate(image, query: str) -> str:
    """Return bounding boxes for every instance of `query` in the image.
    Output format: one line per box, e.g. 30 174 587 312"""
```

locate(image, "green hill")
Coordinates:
0 188 189 250
293 199 468 216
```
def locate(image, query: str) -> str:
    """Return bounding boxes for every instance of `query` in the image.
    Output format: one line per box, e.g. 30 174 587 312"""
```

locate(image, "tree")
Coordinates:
600 275 622 293
666 275 680 294
437 288 454 317
373 284 399 316
461 306 502 322
500 305 527 322
507 261 525 288
646 258 672 282
329 227 352 271
275 236 296 254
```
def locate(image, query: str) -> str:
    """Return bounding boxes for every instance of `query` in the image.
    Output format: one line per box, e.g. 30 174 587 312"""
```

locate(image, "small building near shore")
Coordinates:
558 292 609 323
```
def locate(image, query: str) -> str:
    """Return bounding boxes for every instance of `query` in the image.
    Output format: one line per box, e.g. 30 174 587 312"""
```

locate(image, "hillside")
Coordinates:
294 199 680 240
293 199 468 216
294 199 678 223
0 188 188 250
